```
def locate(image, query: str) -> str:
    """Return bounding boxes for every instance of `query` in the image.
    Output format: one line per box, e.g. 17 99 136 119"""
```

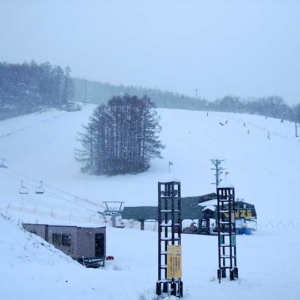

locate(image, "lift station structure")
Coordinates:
121 194 256 234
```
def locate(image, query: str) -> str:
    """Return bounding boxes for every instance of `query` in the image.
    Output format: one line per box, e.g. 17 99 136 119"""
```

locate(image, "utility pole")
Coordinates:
84 80 87 106
211 159 225 188
295 122 299 138
195 89 198 98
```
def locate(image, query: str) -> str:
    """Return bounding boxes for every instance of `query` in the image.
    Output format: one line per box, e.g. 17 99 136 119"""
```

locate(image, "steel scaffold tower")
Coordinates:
156 181 183 298
217 186 238 282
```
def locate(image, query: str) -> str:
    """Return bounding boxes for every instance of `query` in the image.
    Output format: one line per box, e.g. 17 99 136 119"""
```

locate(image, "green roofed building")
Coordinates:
121 193 257 234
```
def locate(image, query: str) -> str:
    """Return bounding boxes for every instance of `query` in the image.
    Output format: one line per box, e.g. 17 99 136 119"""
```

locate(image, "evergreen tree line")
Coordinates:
2 62 299 123
213 95 297 121
0 61 75 120
74 78 300 123
75 95 164 176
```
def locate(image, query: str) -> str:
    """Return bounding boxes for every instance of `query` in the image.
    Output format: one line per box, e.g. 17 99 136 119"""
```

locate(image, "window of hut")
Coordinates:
62 234 71 247
52 233 62 245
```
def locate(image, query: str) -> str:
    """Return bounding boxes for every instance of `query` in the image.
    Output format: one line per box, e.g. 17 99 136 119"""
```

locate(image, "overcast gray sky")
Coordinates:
0 0 299 105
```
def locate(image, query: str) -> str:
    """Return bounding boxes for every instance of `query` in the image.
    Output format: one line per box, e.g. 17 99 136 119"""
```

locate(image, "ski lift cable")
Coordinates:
0 168 29 183
6 167 90 201
1 166 104 209
0 169 41 191
44 190 98 213
6 168 63 195
42 182 78 198
39 182 104 209
0 169 99 213
8 167 65 191
5 167 41 184
1 168 43 193
0 170 34 195
0 169 44 191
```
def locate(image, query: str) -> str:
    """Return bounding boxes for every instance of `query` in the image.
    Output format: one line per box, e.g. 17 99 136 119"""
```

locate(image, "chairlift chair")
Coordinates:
36 181 44 194
19 181 29 194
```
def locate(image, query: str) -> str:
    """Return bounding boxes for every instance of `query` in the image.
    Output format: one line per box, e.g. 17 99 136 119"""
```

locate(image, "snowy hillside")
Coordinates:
1 105 299 224
0 105 300 300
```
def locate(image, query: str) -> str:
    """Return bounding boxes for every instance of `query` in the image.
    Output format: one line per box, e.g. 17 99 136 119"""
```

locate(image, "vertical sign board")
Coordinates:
167 245 182 278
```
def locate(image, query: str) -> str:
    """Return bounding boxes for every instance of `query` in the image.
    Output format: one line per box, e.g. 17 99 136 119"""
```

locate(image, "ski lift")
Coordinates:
0 158 7 168
36 181 44 194
103 201 124 216
19 181 29 194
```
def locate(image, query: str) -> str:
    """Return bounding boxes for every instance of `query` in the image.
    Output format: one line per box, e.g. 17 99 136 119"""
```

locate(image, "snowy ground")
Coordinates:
0 105 299 299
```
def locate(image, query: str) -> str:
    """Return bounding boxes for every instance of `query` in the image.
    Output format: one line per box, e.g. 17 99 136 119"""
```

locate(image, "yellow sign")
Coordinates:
224 209 253 219
167 245 182 278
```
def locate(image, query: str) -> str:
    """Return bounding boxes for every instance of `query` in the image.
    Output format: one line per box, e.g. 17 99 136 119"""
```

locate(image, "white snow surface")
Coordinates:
0 105 300 299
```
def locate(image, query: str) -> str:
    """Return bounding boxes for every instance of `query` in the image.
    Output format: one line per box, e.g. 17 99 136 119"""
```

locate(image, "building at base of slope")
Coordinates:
23 223 106 267
121 193 257 235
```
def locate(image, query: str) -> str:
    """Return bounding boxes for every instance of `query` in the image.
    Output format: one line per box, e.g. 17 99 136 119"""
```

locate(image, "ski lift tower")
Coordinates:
103 201 124 216
0 158 8 168
156 181 183 298
217 186 238 282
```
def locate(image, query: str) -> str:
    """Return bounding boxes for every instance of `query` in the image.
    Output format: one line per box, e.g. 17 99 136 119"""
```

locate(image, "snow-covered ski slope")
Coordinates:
1 105 299 224
0 105 299 300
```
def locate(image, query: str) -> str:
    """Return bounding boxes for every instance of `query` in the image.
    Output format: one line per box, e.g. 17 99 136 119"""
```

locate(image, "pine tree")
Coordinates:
62 66 75 103
75 95 164 175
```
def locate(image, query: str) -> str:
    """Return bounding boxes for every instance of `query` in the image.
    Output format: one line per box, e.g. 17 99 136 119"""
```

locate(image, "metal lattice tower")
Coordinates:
217 186 238 282
211 159 225 188
156 181 183 298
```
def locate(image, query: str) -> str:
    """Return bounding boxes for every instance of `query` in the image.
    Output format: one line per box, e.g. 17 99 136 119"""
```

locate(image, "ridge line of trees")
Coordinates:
74 78 300 123
1 61 300 124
